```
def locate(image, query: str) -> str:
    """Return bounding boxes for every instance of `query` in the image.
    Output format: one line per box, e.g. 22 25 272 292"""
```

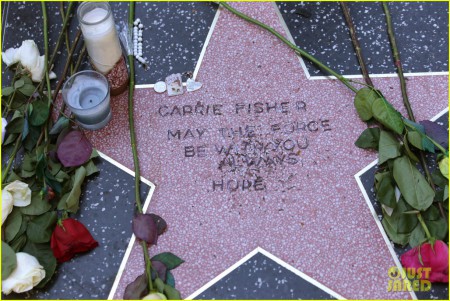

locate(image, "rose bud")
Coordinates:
50 218 99 263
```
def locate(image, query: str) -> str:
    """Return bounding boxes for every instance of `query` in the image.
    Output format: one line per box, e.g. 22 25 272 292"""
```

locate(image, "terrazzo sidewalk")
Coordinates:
82 2 447 299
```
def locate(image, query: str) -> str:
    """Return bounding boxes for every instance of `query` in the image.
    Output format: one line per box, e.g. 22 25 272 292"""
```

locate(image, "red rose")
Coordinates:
50 218 99 263
401 240 449 283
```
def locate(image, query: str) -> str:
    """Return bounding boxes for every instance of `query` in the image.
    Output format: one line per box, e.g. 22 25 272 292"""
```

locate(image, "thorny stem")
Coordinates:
60 2 74 75
128 1 153 292
340 2 374 87
1 134 22 184
48 2 74 77
382 3 415 121
219 2 358 93
41 2 52 106
52 30 82 102
417 213 433 241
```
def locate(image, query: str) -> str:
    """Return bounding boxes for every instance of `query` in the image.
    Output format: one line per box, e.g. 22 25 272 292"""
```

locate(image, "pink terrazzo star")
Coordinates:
83 3 447 299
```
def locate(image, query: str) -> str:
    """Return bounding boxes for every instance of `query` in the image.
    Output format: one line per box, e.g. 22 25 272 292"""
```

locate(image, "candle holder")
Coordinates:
62 70 112 130
77 2 129 96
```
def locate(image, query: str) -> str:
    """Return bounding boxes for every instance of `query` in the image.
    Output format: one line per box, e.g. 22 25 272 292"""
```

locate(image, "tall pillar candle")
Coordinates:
77 2 122 74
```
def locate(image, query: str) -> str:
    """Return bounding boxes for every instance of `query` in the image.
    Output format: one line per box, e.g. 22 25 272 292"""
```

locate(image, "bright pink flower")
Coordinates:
401 240 449 283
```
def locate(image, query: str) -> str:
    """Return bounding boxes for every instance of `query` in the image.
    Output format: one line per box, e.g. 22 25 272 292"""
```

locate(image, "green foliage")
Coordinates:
355 127 380 149
151 252 184 270
2 242 17 280
354 88 378 121
22 241 57 288
392 156 434 211
378 131 401 164
371 97 404 135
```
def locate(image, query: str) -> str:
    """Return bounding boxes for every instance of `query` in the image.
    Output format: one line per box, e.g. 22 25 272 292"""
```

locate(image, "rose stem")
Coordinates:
383 3 446 223
39 2 74 94
36 30 81 149
340 2 374 87
128 1 154 292
219 2 358 93
41 2 52 109
51 30 81 102
1 134 22 185
60 2 74 75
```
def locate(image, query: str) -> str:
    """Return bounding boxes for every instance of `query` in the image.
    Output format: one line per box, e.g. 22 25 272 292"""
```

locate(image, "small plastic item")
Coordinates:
154 81 167 93
186 78 202 92
165 73 184 96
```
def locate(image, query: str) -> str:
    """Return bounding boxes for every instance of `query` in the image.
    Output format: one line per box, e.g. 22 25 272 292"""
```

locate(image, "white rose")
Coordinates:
1 189 14 225
17 40 40 71
1 47 19 66
1 252 46 295
2 117 7 144
4 180 31 207
1 40 56 82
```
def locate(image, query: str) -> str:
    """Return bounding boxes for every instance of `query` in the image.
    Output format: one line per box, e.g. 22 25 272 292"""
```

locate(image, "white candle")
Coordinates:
78 3 122 74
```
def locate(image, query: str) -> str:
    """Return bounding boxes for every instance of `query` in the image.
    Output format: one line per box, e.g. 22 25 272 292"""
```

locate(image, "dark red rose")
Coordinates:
50 218 99 263
401 240 449 283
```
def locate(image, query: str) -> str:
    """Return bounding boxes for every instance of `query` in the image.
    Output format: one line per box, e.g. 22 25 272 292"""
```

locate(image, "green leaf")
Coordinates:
402 135 420 163
4 208 23 242
29 100 49 126
355 127 380 149
372 97 404 135
90 149 100 159
375 172 397 208
20 191 51 215
2 86 14 96
166 271 175 288
57 166 86 213
409 224 427 248
431 169 448 188
397 211 418 234
10 234 27 252
407 131 423 150
378 131 401 164
154 278 165 293
164 284 181 300
2 241 17 280
23 124 41 151
151 252 184 270
49 116 69 135
26 211 57 243
22 241 57 288
354 88 378 121
422 205 440 221
393 156 434 211
21 117 29 141
18 84 36 97
5 110 24 134
427 218 448 241
382 218 410 246
444 185 448 202
14 79 25 89
20 76 33 85
84 160 99 177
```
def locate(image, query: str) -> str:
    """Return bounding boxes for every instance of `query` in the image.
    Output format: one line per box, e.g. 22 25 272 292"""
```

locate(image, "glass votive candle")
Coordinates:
77 2 122 74
62 70 112 130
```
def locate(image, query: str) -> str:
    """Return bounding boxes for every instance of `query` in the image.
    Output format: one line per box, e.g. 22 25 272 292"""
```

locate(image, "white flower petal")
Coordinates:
2 117 7 144
2 48 19 66
2 189 14 225
4 180 31 207
1 252 45 295
18 40 40 70
30 56 45 82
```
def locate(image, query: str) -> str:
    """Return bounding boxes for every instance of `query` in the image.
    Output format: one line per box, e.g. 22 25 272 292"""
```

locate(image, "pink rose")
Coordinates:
401 240 449 283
